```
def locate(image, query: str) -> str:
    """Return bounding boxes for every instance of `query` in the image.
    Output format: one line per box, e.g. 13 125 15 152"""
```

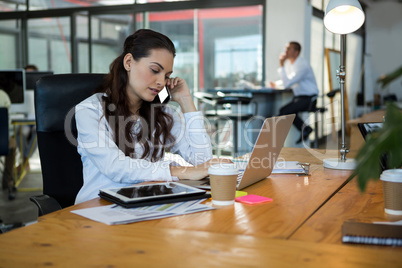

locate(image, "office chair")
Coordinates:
306 95 327 148
0 107 15 200
0 107 8 156
30 73 105 216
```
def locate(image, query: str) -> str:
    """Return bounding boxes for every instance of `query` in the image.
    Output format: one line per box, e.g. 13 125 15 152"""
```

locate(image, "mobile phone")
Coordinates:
153 86 171 104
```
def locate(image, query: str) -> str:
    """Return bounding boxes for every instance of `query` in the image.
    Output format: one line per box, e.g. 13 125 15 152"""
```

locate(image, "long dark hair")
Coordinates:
97 29 176 162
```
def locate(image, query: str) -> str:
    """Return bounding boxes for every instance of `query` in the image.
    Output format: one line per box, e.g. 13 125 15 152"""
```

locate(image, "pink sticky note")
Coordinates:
235 194 273 205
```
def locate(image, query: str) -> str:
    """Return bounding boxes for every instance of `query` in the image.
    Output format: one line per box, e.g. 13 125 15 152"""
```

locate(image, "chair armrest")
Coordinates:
327 89 340 98
30 194 62 216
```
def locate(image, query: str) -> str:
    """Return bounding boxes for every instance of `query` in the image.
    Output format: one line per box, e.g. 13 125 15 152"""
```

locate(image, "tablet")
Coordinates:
99 182 206 204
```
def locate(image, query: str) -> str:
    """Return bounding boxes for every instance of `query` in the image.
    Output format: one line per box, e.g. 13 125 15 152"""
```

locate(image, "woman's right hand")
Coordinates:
170 158 233 181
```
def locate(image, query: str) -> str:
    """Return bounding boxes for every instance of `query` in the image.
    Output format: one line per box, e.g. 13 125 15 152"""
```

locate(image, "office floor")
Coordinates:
0 149 42 232
0 133 350 233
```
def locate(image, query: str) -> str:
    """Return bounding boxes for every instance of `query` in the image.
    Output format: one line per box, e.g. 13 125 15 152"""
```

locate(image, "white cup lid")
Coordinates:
208 163 238 176
380 169 402 183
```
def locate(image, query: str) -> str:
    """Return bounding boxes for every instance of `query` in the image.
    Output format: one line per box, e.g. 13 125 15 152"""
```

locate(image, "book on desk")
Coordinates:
342 221 402 247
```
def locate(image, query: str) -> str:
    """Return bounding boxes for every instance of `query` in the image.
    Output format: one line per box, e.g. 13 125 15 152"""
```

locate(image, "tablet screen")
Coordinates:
100 182 205 203
117 184 186 198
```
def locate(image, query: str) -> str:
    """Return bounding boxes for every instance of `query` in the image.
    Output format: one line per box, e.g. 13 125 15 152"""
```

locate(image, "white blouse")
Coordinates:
277 56 319 97
74 93 212 204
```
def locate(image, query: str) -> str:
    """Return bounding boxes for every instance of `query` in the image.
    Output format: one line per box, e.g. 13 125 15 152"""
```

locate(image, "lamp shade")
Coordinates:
324 0 365 34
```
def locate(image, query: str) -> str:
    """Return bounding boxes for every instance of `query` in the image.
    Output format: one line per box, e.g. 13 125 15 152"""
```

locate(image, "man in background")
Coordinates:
270 41 319 144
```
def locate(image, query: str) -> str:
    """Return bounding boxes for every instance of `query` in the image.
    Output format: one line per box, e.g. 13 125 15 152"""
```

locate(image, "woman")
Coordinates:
75 29 225 204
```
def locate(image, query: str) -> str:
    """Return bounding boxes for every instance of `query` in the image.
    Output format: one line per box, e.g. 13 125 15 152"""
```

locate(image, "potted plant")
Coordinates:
350 102 402 191
377 66 402 89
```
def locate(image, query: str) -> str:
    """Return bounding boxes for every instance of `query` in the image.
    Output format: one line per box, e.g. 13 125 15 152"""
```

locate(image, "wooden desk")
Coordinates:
0 218 400 267
35 148 347 240
290 177 402 247
0 148 400 267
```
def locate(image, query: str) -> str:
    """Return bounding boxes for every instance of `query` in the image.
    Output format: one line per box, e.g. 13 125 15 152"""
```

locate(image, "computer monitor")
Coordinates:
0 70 25 104
25 71 54 90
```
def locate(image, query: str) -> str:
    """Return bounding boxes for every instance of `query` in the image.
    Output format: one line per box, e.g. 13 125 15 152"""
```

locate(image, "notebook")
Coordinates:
181 114 295 190
342 221 402 246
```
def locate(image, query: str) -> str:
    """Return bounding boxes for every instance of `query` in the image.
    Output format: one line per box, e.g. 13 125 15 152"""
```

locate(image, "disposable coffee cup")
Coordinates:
208 163 238 206
380 169 402 215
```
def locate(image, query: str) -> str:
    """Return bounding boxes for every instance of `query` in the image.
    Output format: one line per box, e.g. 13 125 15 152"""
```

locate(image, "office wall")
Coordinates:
265 0 312 84
365 1 402 103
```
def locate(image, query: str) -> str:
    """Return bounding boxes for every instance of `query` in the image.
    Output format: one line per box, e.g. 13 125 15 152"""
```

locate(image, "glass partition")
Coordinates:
90 13 134 73
0 1 264 87
28 17 71 73
0 1 26 12
28 0 135 10
0 20 20 69
148 9 196 92
199 6 263 90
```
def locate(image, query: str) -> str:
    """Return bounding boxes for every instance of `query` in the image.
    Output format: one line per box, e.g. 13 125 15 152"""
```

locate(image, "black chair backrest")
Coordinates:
35 73 105 208
0 107 9 156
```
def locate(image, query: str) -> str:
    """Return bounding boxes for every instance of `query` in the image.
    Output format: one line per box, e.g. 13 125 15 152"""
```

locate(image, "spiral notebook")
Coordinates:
342 221 402 246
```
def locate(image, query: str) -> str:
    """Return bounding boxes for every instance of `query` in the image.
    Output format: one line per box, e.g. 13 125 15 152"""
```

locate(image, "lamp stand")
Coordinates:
324 35 356 170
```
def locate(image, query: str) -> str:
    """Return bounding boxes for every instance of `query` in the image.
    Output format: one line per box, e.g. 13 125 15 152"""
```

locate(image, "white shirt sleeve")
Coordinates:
167 105 213 166
278 59 309 89
277 57 319 96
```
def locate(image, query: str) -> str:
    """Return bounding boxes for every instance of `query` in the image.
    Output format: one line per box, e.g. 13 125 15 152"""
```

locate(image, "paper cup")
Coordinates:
208 163 238 206
380 169 402 215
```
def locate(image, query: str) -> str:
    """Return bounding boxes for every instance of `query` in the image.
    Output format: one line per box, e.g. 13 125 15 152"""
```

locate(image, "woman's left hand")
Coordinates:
166 77 196 113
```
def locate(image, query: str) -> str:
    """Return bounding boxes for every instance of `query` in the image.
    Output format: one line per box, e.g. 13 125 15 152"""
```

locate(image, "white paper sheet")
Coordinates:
71 199 214 225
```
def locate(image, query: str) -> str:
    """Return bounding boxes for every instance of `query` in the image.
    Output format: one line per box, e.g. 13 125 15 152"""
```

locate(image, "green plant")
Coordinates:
350 102 402 191
377 66 402 89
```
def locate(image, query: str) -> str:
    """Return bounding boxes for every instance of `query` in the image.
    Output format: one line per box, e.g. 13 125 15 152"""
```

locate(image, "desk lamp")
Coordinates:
323 0 365 170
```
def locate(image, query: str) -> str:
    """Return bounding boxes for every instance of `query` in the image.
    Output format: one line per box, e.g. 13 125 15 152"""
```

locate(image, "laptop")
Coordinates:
358 122 387 170
181 114 295 190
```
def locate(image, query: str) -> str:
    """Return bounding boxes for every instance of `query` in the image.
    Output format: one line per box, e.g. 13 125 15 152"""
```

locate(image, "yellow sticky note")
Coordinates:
235 191 248 198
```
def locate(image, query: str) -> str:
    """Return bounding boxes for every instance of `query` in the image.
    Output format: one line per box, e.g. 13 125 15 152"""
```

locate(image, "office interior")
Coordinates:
0 0 401 231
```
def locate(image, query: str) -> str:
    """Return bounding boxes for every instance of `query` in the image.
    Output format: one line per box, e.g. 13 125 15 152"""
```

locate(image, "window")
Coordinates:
0 1 26 12
0 1 264 92
0 20 20 69
199 6 263 90
144 6 263 92
28 17 71 73
147 10 196 92
90 13 134 74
